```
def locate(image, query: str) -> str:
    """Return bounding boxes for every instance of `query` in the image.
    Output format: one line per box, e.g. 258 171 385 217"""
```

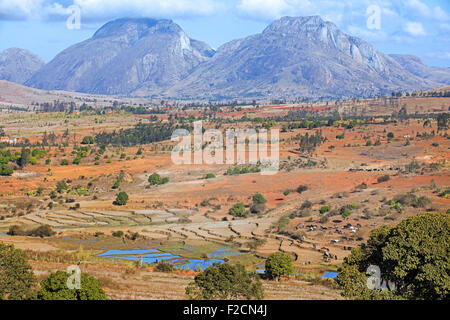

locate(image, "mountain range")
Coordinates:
1 16 449 100
0 48 45 85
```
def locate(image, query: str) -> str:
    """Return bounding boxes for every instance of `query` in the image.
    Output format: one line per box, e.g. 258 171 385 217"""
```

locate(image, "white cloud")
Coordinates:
236 0 349 22
0 0 224 21
74 0 222 19
406 0 431 16
404 21 426 36
237 0 307 20
440 23 450 32
0 0 45 19
433 7 449 21
405 0 449 21
425 51 450 60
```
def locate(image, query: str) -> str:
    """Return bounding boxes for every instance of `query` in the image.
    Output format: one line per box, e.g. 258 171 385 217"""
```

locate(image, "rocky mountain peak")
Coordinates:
20 15 450 99
0 48 44 84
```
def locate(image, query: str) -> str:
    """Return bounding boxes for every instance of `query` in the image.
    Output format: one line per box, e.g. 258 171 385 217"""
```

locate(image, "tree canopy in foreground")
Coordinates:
0 243 37 300
185 263 264 300
38 271 108 300
337 212 449 300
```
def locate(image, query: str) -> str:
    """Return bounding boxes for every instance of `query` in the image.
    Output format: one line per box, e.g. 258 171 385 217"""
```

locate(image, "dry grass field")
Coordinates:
1 88 449 299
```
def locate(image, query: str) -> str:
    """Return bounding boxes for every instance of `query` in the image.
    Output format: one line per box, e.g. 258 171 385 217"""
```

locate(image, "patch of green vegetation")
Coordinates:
226 165 261 175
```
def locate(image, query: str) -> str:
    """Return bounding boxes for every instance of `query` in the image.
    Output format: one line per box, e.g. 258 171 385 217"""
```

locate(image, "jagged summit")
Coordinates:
92 18 180 40
26 18 215 95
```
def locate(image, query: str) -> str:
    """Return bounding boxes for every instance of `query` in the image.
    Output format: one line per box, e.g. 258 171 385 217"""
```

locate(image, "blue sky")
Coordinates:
0 0 449 67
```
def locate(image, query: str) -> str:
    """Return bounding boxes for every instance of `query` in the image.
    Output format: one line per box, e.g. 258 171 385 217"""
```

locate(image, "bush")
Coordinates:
229 202 245 217
114 192 128 206
341 208 352 219
250 203 266 214
319 206 331 214
204 173 216 179
265 252 294 280
27 225 55 238
297 185 308 194
252 193 267 205
278 216 291 230
148 173 161 185
405 160 420 173
0 164 13 176
7 225 26 236
185 263 263 300
148 173 163 185
439 188 450 199
300 200 313 210
393 193 431 208
155 262 175 273
38 271 107 300
60 159 69 166
112 181 120 189
81 136 95 145
7 225 55 238
354 182 368 191
377 175 390 183
319 215 329 224
56 180 69 193
112 231 124 238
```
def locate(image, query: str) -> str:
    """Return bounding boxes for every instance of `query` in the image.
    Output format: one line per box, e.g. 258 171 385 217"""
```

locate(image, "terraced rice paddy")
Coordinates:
97 247 243 270
23 209 195 229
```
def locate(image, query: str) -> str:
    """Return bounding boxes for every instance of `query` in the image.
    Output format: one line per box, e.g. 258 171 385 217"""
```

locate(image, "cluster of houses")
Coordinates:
348 167 402 172
0 136 17 144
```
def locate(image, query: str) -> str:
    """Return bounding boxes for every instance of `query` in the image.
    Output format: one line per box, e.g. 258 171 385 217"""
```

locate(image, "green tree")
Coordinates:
319 206 331 214
252 193 267 205
17 147 30 168
337 213 449 300
265 252 295 281
229 202 245 217
81 136 95 145
250 193 267 214
185 263 263 300
0 244 37 300
114 192 128 206
37 271 107 300
56 180 69 193
148 173 162 185
0 164 14 176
